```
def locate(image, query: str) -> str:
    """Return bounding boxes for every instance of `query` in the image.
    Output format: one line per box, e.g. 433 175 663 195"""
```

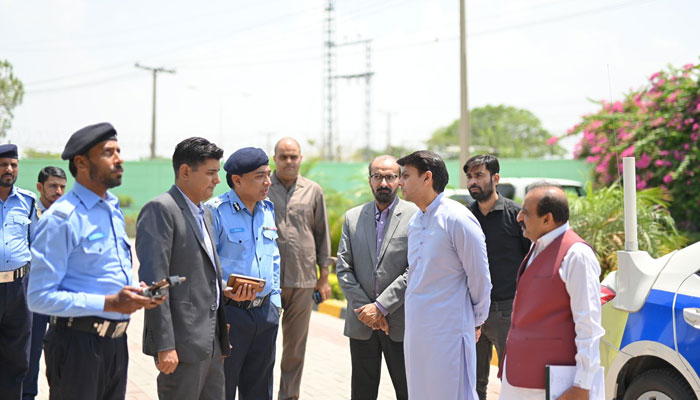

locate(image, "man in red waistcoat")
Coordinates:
499 183 604 400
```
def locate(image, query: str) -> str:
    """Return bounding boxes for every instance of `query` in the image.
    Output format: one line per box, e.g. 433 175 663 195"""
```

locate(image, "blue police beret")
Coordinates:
223 147 269 175
61 122 118 160
0 144 18 159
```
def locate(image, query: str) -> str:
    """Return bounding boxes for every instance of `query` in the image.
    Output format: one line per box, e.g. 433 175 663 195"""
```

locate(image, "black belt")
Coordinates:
0 263 29 283
51 316 129 338
229 294 270 309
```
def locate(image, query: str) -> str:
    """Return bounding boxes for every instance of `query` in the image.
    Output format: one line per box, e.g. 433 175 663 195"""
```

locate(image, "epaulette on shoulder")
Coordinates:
16 187 37 201
49 198 77 220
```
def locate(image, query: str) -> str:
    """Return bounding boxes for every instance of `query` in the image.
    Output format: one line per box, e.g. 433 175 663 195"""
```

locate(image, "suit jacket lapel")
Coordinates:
377 202 402 265
169 186 210 259
360 203 377 265
202 208 223 280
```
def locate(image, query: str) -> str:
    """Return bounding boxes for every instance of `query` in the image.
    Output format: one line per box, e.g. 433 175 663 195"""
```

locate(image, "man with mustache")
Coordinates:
337 155 417 400
34 166 67 217
207 147 281 400
268 138 331 400
28 123 163 399
499 183 604 400
0 144 38 399
463 155 530 400
23 166 67 400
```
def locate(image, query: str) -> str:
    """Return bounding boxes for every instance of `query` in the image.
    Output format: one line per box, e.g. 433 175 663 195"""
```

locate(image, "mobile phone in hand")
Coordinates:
312 290 323 304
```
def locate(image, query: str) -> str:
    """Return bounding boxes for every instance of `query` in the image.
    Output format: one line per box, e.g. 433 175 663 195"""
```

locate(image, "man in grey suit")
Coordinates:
136 137 231 400
337 155 418 400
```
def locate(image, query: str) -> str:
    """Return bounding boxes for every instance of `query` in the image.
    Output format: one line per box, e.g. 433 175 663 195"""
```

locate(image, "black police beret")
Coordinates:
61 122 118 160
223 147 269 176
0 144 18 159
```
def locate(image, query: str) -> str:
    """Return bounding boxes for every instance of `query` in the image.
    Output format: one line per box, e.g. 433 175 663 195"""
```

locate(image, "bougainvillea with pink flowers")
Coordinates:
567 61 700 231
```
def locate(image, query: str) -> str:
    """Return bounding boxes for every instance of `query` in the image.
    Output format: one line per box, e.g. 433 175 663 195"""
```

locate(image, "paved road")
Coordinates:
36 244 501 399
36 309 501 399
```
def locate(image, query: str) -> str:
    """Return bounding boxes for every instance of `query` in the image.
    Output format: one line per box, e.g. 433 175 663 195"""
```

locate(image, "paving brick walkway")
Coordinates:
36 309 501 399
36 244 500 399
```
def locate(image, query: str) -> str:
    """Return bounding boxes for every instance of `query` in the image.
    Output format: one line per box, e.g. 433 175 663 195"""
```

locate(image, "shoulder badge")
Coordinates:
49 197 77 220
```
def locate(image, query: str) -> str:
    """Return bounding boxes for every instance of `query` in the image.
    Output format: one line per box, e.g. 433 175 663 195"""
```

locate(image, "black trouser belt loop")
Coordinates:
51 316 129 338
230 293 270 309
0 262 30 283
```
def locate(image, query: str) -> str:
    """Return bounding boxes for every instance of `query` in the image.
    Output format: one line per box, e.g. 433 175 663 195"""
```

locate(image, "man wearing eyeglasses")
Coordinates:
268 138 331 400
337 155 417 400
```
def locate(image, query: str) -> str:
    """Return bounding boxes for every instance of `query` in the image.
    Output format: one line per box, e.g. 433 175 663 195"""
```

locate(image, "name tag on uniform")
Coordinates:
230 228 245 233
88 232 105 241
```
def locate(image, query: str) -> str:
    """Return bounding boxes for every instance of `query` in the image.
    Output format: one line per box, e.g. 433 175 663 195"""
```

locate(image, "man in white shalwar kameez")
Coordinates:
397 151 492 400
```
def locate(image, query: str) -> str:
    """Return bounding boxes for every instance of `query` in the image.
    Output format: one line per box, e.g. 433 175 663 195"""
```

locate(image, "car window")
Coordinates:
561 185 583 196
498 184 515 200
448 194 474 206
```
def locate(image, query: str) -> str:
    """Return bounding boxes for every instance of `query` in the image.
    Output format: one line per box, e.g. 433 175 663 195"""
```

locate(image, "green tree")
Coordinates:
0 60 24 138
426 104 565 158
24 148 61 159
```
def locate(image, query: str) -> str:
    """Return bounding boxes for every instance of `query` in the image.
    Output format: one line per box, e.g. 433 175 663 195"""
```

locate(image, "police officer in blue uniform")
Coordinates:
27 123 164 400
23 166 67 400
0 143 38 399
207 147 281 400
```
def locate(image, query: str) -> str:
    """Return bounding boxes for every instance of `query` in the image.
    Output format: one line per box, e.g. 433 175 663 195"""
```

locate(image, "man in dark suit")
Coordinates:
136 137 231 400
336 155 418 400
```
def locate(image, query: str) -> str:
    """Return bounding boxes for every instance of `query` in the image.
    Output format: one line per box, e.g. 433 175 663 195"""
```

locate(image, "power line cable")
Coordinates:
3 0 292 49
21 0 662 94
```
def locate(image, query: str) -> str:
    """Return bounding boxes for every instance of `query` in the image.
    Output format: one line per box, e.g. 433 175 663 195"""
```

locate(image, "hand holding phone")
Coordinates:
142 275 186 299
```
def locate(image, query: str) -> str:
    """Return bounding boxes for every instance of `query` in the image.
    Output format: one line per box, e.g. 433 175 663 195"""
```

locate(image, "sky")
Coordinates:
1 0 699 160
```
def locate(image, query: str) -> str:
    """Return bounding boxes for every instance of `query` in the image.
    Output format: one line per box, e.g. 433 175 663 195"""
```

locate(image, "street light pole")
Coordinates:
458 0 471 189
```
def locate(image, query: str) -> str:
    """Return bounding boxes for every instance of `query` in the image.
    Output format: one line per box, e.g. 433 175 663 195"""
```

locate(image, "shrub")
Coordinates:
117 194 133 208
566 61 700 231
569 183 687 278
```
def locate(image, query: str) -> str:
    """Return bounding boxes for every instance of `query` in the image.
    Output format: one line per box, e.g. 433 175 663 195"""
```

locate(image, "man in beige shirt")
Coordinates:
268 137 332 400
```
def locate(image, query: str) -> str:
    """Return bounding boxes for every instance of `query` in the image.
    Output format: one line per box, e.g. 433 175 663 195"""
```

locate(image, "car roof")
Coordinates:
498 177 583 187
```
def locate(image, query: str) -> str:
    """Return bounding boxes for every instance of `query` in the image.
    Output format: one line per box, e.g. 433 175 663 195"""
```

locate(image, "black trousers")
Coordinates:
224 300 279 400
23 312 49 400
0 274 32 400
349 331 408 400
475 299 512 400
44 325 128 400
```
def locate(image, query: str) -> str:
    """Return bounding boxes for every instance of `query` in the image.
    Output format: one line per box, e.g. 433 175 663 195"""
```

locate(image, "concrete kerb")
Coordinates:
312 299 500 367
313 299 347 319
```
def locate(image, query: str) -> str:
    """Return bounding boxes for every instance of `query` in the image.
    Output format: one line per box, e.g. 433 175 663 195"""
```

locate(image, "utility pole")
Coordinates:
334 38 374 161
322 0 335 160
135 63 175 159
380 111 395 154
458 0 471 189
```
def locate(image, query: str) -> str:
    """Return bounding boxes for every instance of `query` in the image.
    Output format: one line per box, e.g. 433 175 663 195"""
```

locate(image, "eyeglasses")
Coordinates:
370 174 399 184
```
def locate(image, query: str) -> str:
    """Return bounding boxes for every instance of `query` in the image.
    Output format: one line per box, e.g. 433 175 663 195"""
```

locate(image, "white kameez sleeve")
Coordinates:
560 242 605 390
452 213 492 326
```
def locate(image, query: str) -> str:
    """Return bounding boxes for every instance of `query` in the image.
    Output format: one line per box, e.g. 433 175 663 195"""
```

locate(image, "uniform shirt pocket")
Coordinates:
80 232 108 255
220 229 251 264
7 214 31 238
